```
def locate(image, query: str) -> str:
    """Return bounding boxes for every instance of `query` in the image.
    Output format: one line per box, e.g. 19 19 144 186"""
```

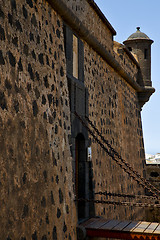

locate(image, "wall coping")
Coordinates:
47 0 155 107
86 0 116 36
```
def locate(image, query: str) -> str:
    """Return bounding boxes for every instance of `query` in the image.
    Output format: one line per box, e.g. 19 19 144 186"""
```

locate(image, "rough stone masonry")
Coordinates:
0 0 156 239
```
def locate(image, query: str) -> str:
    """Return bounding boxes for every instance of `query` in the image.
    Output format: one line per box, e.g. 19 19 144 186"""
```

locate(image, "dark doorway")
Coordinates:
75 133 87 220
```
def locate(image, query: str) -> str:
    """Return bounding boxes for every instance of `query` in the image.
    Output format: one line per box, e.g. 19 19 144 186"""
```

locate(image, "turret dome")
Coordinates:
127 27 150 40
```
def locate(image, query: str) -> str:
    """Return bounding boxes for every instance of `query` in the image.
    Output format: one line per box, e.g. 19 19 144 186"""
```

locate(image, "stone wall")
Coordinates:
0 0 77 239
145 165 160 191
0 0 152 239
84 43 146 220
113 41 138 82
145 165 160 222
145 164 160 222
61 0 115 52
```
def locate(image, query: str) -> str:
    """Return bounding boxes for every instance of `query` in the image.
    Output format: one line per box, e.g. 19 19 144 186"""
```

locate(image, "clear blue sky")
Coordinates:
94 0 160 155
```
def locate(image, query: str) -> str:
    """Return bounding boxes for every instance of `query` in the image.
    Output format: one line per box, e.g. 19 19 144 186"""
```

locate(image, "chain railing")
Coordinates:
85 116 160 197
75 198 160 208
94 191 158 200
74 112 160 200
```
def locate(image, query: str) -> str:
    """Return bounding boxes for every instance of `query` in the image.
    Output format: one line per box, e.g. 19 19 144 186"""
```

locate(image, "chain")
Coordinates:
95 191 157 200
75 198 160 208
85 116 160 196
74 112 160 199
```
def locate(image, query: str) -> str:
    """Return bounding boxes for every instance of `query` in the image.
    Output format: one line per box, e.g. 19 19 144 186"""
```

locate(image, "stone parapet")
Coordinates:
48 0 155 109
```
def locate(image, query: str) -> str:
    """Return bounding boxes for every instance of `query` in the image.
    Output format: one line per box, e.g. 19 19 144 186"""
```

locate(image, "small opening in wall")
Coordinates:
150 172 159 178
75 133 86 220
144 49 148 59
128 47 132 52
73 34 78 79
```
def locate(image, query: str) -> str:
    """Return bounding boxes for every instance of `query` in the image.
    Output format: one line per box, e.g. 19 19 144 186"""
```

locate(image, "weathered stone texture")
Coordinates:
145 166 160 189
144 165 160 222
113 41 138 82
0 0 76 239
0 0 155 239
62 0 114 52
84 43 146 220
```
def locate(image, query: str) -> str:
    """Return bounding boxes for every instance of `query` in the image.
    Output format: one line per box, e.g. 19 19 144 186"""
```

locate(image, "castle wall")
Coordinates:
60 0 115 52
113 41 138 82
0 0 151 239
84 43 145 220
145 164 160 222
145 165 160 190
0 0 77 239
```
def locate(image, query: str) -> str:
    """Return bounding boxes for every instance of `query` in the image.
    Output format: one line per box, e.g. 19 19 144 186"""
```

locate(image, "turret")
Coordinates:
123 27 153 87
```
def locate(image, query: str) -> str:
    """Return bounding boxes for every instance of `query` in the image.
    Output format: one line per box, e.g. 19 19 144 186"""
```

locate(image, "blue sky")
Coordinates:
94 0 160 155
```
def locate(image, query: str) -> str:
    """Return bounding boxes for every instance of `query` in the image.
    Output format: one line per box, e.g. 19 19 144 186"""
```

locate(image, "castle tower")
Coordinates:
123 27 153 87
